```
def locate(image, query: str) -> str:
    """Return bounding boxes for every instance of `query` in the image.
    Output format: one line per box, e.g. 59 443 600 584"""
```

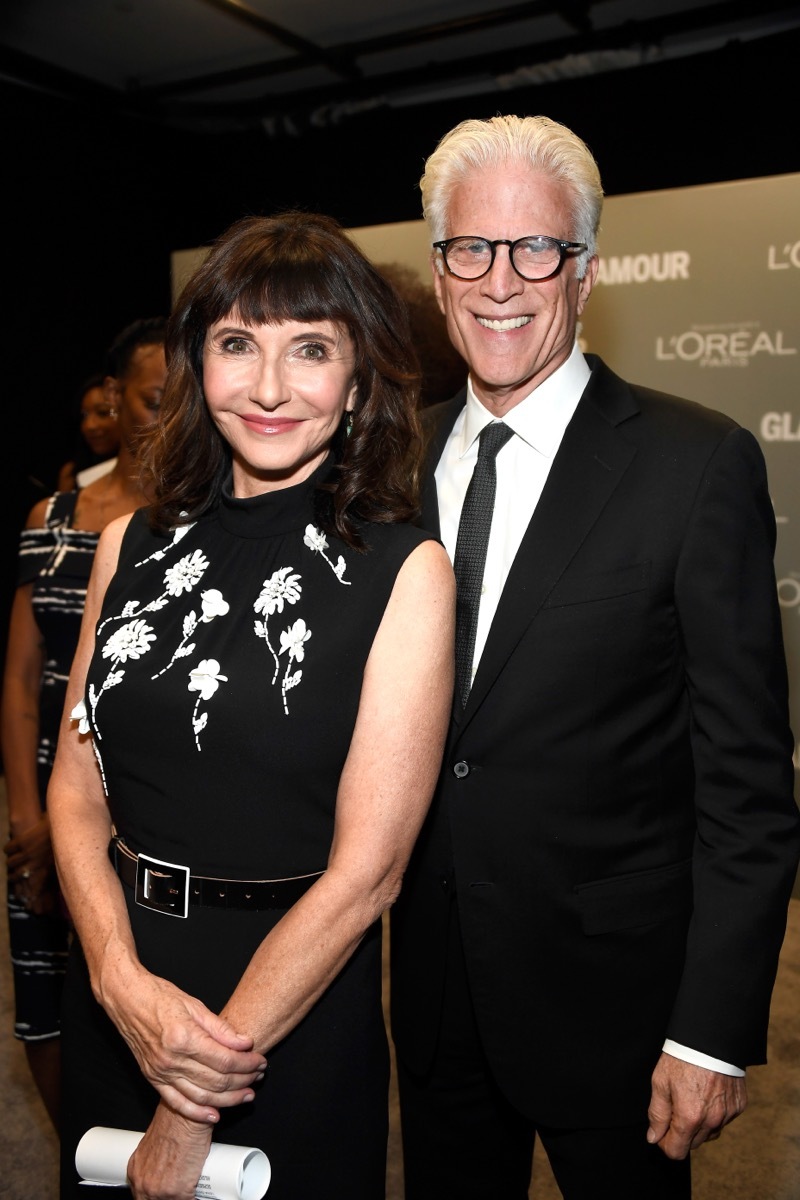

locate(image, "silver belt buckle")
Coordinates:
135 853 190 919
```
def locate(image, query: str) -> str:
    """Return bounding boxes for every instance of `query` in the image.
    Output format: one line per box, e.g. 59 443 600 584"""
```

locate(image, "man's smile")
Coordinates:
475 315 533 332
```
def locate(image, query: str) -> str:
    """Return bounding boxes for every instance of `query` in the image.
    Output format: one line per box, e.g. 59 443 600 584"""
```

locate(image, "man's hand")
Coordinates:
647 1052 747 1159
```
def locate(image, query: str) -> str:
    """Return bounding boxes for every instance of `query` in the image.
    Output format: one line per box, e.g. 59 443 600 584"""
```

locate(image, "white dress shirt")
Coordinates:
435 342 589 687
434 342 744 1079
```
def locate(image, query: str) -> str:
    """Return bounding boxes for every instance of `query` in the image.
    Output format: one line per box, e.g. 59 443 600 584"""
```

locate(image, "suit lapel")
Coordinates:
419 388 467 538
462 359 640 724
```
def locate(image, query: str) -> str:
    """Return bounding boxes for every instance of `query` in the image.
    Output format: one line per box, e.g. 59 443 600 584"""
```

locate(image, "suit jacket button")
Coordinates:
453 761 470 778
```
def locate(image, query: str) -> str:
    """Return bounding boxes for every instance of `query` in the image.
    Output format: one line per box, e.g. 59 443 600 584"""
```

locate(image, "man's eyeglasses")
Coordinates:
433 235 588 282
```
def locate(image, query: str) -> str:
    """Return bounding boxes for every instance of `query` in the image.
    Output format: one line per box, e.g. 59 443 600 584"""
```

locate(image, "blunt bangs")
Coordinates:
180 216 374 356
209 255 355 331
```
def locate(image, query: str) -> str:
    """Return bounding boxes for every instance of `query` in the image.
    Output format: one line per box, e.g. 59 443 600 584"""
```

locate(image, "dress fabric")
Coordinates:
7 490 96 1041
60 462 432 1199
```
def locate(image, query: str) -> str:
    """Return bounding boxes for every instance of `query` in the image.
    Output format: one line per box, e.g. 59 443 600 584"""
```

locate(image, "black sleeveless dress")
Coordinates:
60 462 432 1199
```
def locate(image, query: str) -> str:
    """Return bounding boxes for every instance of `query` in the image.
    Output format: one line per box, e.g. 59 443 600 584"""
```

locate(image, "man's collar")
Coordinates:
460 343 591 459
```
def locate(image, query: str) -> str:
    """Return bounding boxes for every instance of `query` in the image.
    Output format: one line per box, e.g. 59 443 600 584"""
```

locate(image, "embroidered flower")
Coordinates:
303 525 328 553
254 567 302 617
188 657 228 701
253 568 303 684
277 618 311 714
188 658 228 750
303 523 351 585
91 619 157 735
164 549 210 596
152 587 230 680
70 699 90 735
99 541 206 636
102 619 157 663
200 588 230 621
280 618 311 662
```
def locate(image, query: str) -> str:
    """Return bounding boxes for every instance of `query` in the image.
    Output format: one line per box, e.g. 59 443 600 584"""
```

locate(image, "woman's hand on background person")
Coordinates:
5 813 58 915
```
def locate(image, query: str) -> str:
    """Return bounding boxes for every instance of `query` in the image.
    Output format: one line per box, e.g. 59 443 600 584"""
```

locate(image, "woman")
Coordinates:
48 212 455 1199
56 373 121 493
2 317 166 1130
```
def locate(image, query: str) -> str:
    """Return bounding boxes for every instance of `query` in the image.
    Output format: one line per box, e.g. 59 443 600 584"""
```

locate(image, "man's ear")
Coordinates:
577 254 599 316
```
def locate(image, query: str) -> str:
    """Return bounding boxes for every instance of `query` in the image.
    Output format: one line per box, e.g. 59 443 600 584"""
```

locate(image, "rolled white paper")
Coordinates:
75 1126 271 1199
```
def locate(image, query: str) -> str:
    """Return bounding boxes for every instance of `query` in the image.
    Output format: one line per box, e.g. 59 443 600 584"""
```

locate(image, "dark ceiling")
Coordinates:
1 0 798 137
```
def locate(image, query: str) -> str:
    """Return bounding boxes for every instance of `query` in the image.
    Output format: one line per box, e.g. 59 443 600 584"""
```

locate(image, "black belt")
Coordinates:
111 836 323 918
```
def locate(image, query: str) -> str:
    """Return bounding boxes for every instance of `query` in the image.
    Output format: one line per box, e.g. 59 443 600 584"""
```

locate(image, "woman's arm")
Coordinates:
48 515 266 1124
219 537 455 1049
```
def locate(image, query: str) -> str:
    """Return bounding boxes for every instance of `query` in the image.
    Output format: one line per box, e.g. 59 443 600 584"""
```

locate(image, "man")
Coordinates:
390 114 800 1199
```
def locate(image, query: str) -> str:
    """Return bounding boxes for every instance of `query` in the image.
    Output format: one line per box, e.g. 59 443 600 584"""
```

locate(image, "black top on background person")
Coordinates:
389 113 800 1200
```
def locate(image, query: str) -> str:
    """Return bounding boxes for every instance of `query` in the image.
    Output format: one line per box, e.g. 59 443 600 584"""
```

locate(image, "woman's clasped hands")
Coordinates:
100 958 266 1122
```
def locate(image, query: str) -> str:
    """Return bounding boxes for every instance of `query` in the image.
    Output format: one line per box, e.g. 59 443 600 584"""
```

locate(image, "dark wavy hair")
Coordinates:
140 212 422 548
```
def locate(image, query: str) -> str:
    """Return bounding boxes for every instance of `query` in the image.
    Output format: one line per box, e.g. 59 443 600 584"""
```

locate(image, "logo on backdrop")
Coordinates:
655 323 797 368
597 251 690 285
762 412 800 440
768 241 800 270
778 574 800 611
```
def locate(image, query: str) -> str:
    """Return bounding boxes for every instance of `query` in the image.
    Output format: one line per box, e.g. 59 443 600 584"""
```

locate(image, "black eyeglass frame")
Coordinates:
433 235 588 282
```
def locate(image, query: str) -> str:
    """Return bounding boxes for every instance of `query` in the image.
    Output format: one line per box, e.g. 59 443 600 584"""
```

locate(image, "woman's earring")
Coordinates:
346 412 354 437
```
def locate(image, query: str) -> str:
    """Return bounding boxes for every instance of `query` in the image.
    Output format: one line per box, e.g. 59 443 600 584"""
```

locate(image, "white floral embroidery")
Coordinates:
164 549 210 595
188 658 228 750
303 525 327 552
103 620 157 663
151 587 230 679
98 548 210 637
254 567 302 615
70 699 90 735
70 699 109 792
200 588 229 621
303 524 351 585
91 739 109 794
278 618 311 714
254 568 302 683
134 521 194 567
89 619 157 736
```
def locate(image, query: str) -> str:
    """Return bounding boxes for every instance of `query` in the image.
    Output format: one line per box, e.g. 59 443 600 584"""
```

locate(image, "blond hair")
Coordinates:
421 114 604 275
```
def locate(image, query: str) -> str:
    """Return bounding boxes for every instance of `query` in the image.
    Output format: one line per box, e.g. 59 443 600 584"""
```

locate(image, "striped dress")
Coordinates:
7 491 98 1041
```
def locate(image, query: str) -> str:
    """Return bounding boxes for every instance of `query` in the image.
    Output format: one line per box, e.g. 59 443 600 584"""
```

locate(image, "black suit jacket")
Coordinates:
390 354 800 1127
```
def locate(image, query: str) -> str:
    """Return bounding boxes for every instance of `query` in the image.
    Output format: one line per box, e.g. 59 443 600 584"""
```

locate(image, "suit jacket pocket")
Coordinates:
575 858 693 936
544 561 650 608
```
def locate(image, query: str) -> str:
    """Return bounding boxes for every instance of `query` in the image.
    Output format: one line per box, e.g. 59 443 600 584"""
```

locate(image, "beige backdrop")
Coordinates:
172 175 800 787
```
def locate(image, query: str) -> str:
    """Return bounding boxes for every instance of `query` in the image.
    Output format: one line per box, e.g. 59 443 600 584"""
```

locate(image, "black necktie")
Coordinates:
453 421 514 706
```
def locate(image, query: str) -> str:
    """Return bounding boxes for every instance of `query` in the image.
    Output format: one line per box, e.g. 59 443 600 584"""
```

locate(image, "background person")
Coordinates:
48 212 454 1199
56 373 121 493
389 113 800 1200
2 317 166 1130
376 261 466 408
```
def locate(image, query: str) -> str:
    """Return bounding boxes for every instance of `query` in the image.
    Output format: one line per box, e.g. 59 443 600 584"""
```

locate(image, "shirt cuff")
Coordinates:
662 1039 745 1077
